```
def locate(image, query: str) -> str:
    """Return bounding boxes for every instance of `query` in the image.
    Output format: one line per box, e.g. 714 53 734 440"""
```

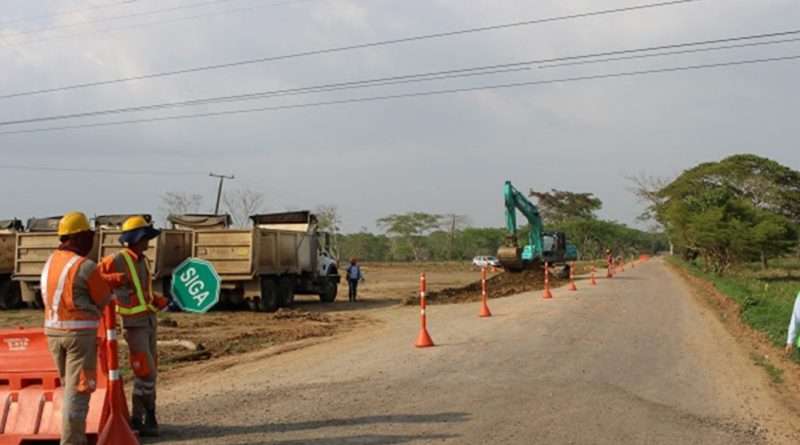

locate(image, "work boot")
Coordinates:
140 409 160 437
130 415 144 434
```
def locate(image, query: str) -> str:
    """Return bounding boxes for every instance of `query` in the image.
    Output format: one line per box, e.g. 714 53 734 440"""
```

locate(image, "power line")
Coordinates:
6 0 241 38
1 54 797 137
0 0 702 99
2 29 798 126
0 0 139 27
0 67 533 126
0 164 207 176
1 0 319 49
538 36 800 69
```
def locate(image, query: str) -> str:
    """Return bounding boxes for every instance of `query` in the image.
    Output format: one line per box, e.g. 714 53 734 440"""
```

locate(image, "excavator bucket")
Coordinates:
0 327 108 445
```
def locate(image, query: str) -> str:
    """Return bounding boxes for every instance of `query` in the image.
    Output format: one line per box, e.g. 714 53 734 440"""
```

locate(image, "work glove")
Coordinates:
153 294 170 311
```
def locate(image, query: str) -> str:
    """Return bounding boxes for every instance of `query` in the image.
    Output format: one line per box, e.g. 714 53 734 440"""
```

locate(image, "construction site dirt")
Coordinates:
0 262 487 380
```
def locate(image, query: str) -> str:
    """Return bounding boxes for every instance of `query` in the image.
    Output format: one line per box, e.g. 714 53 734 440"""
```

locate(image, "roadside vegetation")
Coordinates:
636 153 800 363
668 256 800 363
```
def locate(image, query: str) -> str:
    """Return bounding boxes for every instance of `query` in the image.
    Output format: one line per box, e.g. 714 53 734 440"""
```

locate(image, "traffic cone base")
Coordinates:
568 282 577 291
543 288 553 299
479 301 492 318
415 328 435 348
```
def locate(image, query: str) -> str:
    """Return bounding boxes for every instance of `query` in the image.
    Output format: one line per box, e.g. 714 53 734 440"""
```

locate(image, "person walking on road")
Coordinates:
99 216 168 437
786 291 800 355
43 212 112 445
346 258 364 302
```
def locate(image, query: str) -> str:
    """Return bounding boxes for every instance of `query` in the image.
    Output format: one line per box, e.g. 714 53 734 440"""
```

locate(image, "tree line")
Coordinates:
334 193 666 263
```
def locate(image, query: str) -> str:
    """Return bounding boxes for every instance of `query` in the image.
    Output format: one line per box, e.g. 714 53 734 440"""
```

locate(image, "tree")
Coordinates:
315 205 342 252
528 189 602 223
223 188 265 228
652 154 799 272
159 192 203 224
440 214 469 260
376 212 442 261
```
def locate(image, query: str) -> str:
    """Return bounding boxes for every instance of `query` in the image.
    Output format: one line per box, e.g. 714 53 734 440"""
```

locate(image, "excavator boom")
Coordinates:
497 181 544 271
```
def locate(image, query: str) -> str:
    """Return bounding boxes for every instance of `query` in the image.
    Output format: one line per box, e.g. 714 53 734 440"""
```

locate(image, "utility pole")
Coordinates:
209 172 234 215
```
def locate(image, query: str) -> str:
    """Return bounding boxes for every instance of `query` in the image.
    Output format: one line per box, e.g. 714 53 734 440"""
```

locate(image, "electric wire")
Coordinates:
2 29 798 125
1 54 796 136
538 36 800 69
1 0 319 49
0 0 139 27
0 164 206 176
6 0 242 38
0 67 533 126
0 0 702 100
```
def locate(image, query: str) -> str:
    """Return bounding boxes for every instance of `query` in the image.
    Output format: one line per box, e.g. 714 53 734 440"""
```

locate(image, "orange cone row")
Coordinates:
414 255 634 347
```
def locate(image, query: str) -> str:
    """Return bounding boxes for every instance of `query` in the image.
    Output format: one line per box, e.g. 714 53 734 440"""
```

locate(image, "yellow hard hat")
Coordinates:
122 216 150 232
58 212 92 236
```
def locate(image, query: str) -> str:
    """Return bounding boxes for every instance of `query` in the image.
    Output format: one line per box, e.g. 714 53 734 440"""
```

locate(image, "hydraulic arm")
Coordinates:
497 181 544 270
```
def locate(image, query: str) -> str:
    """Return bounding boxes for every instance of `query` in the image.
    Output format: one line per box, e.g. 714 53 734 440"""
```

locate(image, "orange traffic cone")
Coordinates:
591 266 598 286
543 262 553 299
568 262 577 291
479 267 492 318
415 273 435 348
97 302 139 445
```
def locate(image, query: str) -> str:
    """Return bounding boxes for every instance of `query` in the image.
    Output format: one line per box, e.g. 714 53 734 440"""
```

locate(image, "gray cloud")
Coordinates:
1 0 799 231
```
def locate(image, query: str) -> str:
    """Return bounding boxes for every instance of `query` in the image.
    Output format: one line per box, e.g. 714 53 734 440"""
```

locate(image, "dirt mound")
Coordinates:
404 269 565 305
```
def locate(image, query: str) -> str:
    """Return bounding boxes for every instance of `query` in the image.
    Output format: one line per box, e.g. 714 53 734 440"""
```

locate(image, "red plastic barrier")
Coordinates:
0 327 108 445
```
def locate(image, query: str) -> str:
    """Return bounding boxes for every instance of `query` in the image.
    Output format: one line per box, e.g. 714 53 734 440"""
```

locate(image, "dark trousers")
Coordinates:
348 279 359 302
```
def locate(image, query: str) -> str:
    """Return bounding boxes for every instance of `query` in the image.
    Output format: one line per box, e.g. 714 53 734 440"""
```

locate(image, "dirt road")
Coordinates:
153 259 800 444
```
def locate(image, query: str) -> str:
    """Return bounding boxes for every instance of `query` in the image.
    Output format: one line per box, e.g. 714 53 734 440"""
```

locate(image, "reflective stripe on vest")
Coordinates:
116 250 158 316
42 253 99 330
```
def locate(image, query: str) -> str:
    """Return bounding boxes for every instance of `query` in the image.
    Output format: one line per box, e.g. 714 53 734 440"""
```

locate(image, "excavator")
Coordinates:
497 181 578 276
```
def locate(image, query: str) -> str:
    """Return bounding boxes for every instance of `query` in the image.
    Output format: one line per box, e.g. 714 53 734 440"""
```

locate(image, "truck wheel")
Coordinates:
319 280 337 303
0 279 21 310
278 277 295 308
259 278 280 313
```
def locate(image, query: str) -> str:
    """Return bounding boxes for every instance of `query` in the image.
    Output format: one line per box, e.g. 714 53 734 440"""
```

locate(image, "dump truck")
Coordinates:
0 219 23 309
96 214 192 296
13 216 73 308
192 211 340 312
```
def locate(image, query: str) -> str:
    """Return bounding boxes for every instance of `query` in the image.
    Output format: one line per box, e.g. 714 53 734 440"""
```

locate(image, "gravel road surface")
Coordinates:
152 259 800 444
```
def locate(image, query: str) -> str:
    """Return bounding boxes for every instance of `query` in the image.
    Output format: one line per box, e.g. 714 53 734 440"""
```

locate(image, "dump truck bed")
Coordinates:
192 228 316 281
0 232 16 275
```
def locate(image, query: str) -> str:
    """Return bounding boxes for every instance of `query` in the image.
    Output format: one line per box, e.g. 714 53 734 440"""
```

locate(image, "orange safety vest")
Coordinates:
41 250 100 331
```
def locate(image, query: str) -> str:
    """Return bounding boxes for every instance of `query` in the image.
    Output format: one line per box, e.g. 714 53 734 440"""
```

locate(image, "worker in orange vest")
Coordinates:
99 216 168 436
42 212 112 445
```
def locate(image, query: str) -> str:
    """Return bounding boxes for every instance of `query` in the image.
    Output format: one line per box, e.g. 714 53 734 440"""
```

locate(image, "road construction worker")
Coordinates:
99 216 168 436
346 258 364 302
43 212 112 445
786 291 800 356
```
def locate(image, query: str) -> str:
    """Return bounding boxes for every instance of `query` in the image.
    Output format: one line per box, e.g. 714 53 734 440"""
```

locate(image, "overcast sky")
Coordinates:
1 0 799 232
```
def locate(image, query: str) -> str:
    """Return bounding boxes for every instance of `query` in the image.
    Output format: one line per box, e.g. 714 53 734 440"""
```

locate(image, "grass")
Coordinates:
751 353 785 384
668 256 799 363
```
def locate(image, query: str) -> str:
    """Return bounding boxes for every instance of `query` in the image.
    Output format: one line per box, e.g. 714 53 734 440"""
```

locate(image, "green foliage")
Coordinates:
376 212 443 261
656 154 800 273
528 188 603 223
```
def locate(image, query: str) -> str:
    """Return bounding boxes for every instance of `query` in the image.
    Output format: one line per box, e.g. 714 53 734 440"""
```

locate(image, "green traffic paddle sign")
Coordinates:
171 258 221 313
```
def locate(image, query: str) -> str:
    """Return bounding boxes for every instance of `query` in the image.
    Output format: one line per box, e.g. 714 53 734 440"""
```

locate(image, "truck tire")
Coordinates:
278 277 295 308
0 279 21 310
259 277 280 313
319 280 337 303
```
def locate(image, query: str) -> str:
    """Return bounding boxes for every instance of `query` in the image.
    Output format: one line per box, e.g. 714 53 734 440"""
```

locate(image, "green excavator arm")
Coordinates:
497 181 544 270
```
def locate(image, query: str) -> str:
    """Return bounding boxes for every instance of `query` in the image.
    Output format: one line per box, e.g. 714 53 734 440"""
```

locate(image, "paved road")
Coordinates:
153 259 800 444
